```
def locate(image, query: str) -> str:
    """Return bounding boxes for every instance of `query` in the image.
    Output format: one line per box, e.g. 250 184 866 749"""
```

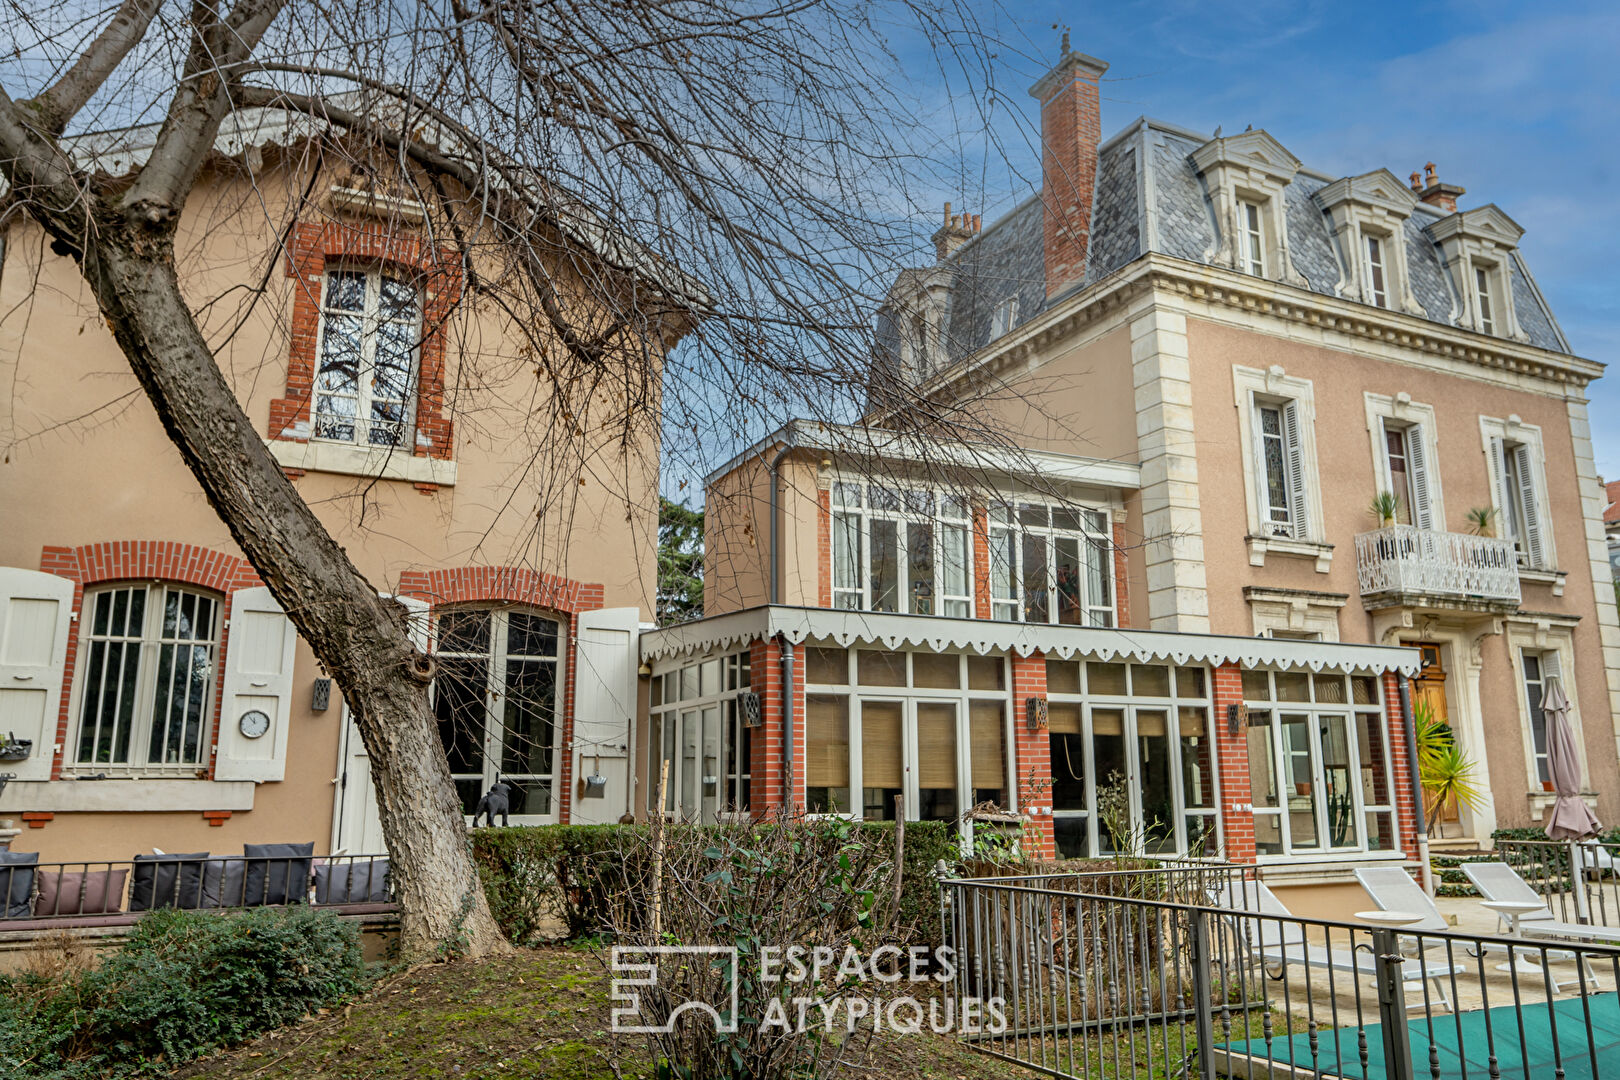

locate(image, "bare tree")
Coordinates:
0 0 1034 954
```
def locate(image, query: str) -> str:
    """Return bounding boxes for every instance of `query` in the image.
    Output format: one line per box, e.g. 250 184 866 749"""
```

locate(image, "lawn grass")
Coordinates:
172 944 1036 1080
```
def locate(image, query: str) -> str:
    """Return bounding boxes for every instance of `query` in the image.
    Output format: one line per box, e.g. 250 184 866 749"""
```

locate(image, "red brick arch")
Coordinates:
395 566 605 614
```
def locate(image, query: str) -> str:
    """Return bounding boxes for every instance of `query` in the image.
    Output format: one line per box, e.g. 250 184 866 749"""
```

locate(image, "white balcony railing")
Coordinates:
1354 525 1521 606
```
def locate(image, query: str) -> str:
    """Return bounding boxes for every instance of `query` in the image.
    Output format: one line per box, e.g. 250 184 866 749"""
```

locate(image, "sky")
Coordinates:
894 0 1620 478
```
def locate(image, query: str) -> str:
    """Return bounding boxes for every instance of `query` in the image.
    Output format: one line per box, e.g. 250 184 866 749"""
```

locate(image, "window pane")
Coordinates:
1314 676 1347 704
1050 730 1086 811
1018 503 1048 527
806 646 849 685
1247 712 1278 809
1352 676 1378 705
856 650 906 687
379 275 418 320
438 610 491 654
1087 662 1127 696
1085 535 1111 625
989 529 1016 605
1136 710 1174 854
969 700 1006 806
1276 672 1311 702
506 613 558 657
1357 713 1391 807
916 701 958 822
870 519 900 613
1281 713 1319 849
805 695 850 813
911 652 960 689
1177 667 1207 699
1242 670 1272 700
369 400 405 446
967 655 1005 691
314 392 357 442
1045 659 1079 695
501 659 556 776
325 270 367 312
867 485 900 512
832 513 862 598
1320 715 1354 847
861 700 903 812
1021 533 1049 623
1091 708 1128 853
1178 706 1215 811
1133 665 1171 698
317 314 361 392
907 522 934 615
939 523 969 604
1054 536 1083 625
434 657 488 776
1054 814 1091 859
1365 811 1396 852
1255 814 1284 856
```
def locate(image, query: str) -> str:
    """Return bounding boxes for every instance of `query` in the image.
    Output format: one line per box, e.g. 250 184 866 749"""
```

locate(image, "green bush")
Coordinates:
471 819 958 946
1 906 366 1078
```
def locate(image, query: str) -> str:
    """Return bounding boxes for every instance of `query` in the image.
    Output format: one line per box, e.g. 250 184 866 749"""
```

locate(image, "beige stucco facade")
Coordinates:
0 157 667 865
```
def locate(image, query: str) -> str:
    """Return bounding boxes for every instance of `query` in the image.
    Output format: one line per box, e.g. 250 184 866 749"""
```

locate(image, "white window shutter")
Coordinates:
569 607 640 825
382 593 432 653
1513 443 1545 568
0 568 74 781
1489 437 1514 538
1282 399 1310 539
215 586 298 782
1406 423 1434 531
1248 391 1269 533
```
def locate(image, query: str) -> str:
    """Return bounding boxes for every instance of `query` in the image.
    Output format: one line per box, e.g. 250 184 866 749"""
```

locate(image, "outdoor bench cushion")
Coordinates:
34 867 128 916
201 858 249 908
315 859 390 904
0 851 38 918
243 843 314 905
129 852 210 910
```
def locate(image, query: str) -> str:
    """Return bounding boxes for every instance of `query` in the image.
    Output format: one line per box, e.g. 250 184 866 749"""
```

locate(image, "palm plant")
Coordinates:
1369 490 1400 526
1414 699 1486 834
1467 506 1497 537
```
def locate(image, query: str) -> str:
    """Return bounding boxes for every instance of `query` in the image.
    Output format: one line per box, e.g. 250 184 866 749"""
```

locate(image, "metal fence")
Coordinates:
1495 838 1620 926
942 868 1620 1079
0 853 391 922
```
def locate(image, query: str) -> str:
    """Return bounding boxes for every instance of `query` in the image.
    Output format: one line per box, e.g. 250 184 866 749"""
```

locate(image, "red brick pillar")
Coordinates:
750 637 805 816
1010 651 1055 859
1384 671 1422 864
816 490 832 608
1212 662 1256 863
971 505 992 620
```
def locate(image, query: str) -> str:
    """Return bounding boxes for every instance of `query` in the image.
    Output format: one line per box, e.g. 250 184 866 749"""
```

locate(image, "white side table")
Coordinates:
1481 899 1557 979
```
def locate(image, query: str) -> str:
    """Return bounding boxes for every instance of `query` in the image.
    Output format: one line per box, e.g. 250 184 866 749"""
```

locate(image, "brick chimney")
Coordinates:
931 201 980 261
1412 161 1465 213
1030 36 1108 300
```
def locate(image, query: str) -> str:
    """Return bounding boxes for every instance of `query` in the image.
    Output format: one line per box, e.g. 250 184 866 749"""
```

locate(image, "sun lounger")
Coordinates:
1211 878 1461 1011
1357 866 1599 993
1463 861 1620 949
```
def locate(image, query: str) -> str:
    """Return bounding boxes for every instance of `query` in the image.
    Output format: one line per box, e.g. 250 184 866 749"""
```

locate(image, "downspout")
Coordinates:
779 633 796 813
767 425 798 605
1397 672 1433 895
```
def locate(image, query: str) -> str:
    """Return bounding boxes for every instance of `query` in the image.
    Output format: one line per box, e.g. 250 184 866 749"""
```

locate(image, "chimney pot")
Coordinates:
1415 162 1465 213
931 203 979 261
1410 171 1423 193
1424 162 1437 184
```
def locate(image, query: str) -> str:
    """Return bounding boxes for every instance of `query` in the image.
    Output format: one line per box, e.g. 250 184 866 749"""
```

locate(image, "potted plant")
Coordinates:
1467 506 1497 537
1369 490 1399 528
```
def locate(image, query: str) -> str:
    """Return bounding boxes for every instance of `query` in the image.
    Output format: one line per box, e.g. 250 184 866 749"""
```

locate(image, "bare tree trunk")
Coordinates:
75 229 509 959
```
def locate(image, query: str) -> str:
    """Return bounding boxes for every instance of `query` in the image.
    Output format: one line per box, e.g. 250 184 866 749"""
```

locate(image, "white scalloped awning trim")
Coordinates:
639 606 1422 676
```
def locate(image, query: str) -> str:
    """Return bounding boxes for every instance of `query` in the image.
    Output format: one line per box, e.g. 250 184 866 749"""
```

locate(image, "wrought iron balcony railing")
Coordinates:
1354 524 1521 607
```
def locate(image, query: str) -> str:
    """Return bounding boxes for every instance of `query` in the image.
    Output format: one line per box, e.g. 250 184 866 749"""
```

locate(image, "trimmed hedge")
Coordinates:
470 820 959 946
1 906 366 1079
1493 826 1620 844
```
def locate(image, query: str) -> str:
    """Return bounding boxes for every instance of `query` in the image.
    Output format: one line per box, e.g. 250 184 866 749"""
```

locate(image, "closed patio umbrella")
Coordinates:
1542 680 1600 841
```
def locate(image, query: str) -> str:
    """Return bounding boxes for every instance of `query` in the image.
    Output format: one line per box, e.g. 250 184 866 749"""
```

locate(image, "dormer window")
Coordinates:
1363 236 1388 308
1240 201 1266 276
1475 267 1496 335
990 297 1020 338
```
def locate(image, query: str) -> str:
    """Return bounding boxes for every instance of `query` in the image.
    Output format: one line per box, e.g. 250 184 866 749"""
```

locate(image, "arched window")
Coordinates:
314 267 421 447
432 607 563 822
73 584 221 772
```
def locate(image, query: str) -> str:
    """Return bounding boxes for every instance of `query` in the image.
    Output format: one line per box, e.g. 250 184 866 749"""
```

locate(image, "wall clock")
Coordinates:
239 709 271 739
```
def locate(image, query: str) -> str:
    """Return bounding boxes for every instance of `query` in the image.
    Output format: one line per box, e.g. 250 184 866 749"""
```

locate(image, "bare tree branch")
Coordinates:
26 0 163 134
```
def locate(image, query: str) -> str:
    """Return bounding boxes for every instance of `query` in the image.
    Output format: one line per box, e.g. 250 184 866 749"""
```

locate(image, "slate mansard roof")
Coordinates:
877 118 1572 384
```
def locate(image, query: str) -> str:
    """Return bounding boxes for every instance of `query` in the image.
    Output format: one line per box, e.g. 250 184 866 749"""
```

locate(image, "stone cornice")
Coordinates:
914 253 1601 409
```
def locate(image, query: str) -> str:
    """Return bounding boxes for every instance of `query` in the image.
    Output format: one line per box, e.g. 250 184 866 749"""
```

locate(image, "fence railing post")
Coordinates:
1190 906 1217 1080
1372 927 1414 1080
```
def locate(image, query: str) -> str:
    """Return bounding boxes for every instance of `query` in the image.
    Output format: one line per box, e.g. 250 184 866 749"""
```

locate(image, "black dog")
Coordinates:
474 781 513 827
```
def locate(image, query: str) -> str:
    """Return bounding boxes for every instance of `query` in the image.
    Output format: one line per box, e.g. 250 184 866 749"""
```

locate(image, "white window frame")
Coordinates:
1505 621 1581 793
67 583 222 777
829 483 973 617
1475 266 1496 336
313 265 422 448
1234 367 1327 567
990 297 1020 339
1238 200 1267 277
987 501 1115 626
1046 661 1219 858
1481 416 1555 571
1363 234 1389 308
802 648 1014 845
431 606 566 825
1364 394 1443 531
649 652 753 823
1243 669 1396 858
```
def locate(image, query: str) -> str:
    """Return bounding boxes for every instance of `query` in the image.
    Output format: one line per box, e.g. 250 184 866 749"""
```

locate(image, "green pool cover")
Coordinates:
1220 994 1620 1079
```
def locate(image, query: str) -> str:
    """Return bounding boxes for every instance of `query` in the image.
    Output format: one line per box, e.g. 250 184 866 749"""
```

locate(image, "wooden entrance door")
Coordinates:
1408 643 1460 830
